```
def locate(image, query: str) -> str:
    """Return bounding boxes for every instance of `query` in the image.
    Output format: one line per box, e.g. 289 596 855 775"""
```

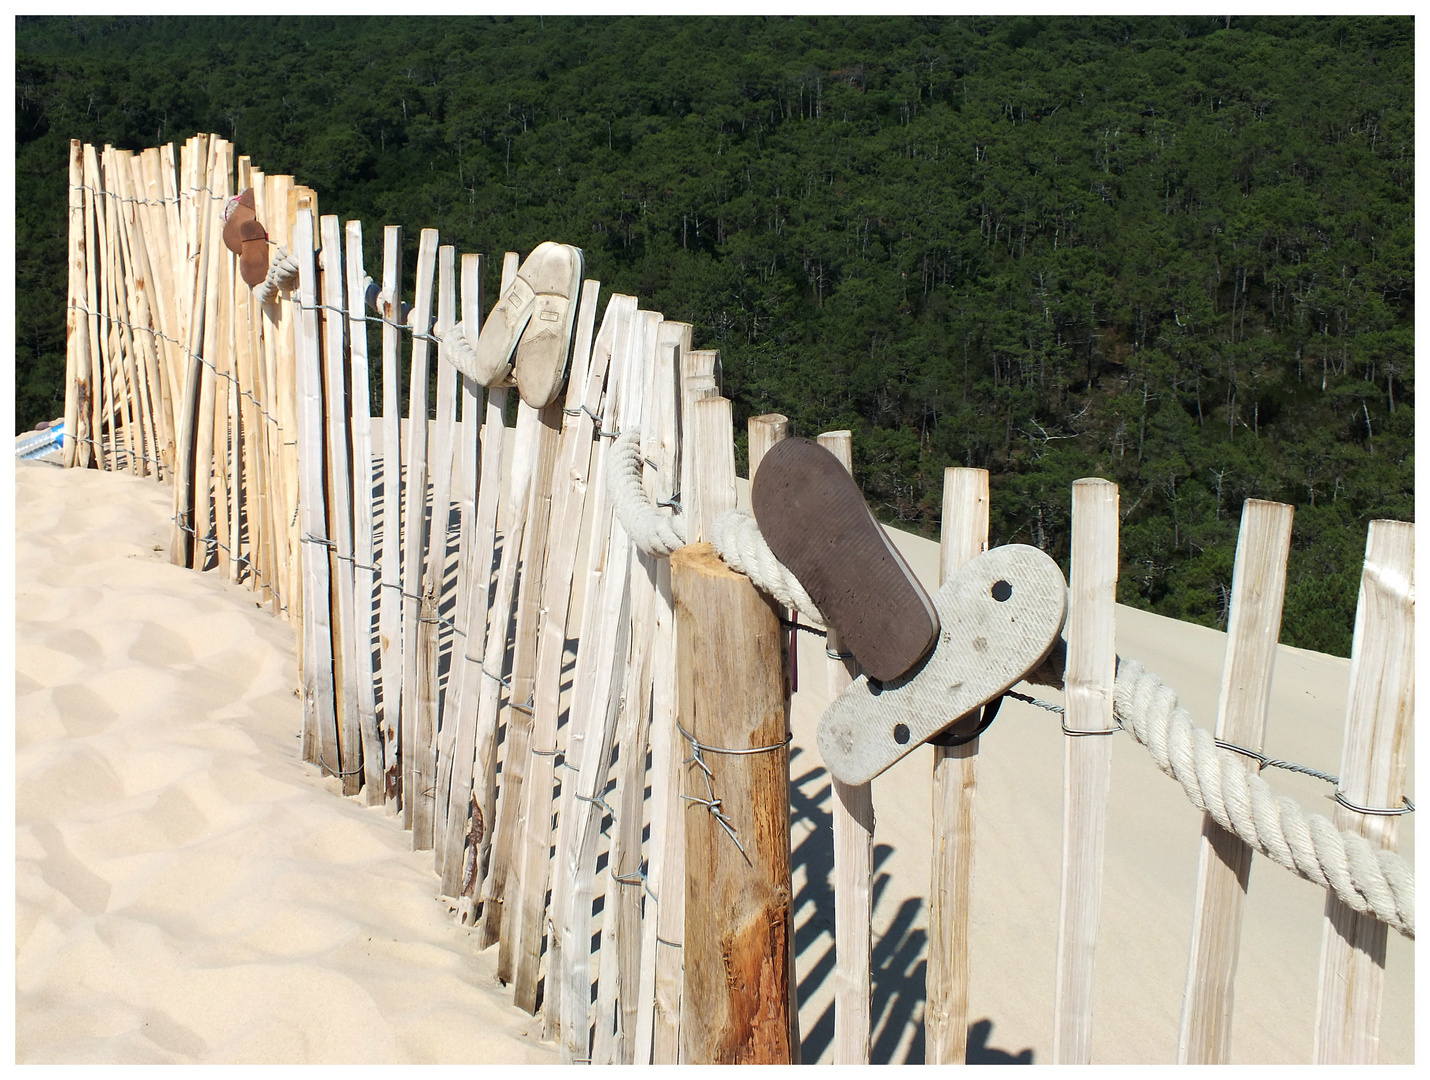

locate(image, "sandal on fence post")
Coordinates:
470 245 548 386
512 242 584 407
752 436 940 682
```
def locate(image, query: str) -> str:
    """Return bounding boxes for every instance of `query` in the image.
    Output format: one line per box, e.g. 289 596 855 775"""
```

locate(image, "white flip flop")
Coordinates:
816 543 1067 785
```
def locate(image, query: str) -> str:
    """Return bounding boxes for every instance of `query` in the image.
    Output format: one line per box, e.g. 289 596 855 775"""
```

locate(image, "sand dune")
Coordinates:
15 461 556 1064
14 460 1412 1064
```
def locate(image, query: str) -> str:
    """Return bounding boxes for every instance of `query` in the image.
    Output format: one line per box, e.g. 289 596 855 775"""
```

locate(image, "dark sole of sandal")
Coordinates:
752 437 940 682
238 218 269 288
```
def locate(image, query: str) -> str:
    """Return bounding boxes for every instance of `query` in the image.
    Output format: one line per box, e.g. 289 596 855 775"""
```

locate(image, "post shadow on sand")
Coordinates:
789 751 1034 1064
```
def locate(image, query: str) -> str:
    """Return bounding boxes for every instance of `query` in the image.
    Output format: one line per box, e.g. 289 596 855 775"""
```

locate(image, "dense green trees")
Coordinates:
15 15 1412 655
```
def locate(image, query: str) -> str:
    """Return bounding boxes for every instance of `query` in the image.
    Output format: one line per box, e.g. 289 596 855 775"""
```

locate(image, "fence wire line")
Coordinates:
68 300 284 430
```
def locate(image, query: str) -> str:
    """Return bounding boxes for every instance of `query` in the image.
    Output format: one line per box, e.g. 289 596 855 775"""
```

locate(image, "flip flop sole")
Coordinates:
514 243 584 406
752 437 939 682
472 276 537 385
816 543 1067 785
237 218 269 288
222 188 257 256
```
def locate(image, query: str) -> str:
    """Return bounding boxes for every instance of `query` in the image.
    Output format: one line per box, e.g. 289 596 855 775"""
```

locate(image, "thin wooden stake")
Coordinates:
346 219 385 803
1052 478 1120 1064
822 430 875 1066
1177 498 1294 1063
376 225 405 803
1313 519 1414 1063
319 215 362 796
399 229 440 826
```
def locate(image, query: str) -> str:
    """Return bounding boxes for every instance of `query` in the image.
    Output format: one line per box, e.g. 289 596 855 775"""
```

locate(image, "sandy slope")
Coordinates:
14 460 1412 1064
14 461 556 1064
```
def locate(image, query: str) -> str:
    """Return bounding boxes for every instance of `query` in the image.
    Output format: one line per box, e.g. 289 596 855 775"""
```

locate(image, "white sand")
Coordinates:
14 461 557 1064
14 460 1412 1064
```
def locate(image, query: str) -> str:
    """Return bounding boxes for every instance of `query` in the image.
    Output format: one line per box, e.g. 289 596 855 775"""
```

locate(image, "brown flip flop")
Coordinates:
752 437 940 682
222 188 257 255
238 217 270 288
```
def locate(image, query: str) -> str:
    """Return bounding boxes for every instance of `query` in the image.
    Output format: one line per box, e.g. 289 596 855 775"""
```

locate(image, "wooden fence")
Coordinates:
61 134 1413 1064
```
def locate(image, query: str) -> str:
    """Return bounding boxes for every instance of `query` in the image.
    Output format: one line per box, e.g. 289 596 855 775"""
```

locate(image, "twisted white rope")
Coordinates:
607 429 686 557
606 428 824 623
1113 659 1414 938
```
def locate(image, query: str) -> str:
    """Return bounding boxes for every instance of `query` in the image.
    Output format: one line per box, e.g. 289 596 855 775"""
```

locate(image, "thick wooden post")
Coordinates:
1178 498 1294 1063
1313 519 1414 1063
676 542 793 1065
926 466 990 1064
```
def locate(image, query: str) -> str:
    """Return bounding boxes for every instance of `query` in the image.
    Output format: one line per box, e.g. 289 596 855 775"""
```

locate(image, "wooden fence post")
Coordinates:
1052 477 1120 1063
675 541 794 1065
1313 519 1414 1063
64 139 88 469
817 429 875 1065
926 466 990 1065
1178 498 1294 1063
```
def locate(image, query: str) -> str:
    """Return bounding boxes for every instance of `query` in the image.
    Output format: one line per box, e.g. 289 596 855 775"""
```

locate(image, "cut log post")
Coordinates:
1177 498 1294 1064
822 429 874 1066
1313 519 1414 1063
741 411 798 1060
675 541 794 1065
646 390 735 1066
1052 478 1120 1064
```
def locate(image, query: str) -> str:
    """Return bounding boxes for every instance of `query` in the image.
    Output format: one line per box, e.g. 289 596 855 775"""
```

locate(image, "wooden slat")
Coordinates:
821 430 875 1066
437 256 508 899
492 396 563 970
461 251 524 922
318 215 362 795
433 251 488 875
412 244 461 847
1313 519 1414 1063
63 140 87 468
376 225 405 802
553 294 640 1061
532 276 606 1039
475 396 548 949
1051 478 1120 1063
398 229 441 826
510 277 604 1016
1177 498 1294 1063
292 201 338 773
